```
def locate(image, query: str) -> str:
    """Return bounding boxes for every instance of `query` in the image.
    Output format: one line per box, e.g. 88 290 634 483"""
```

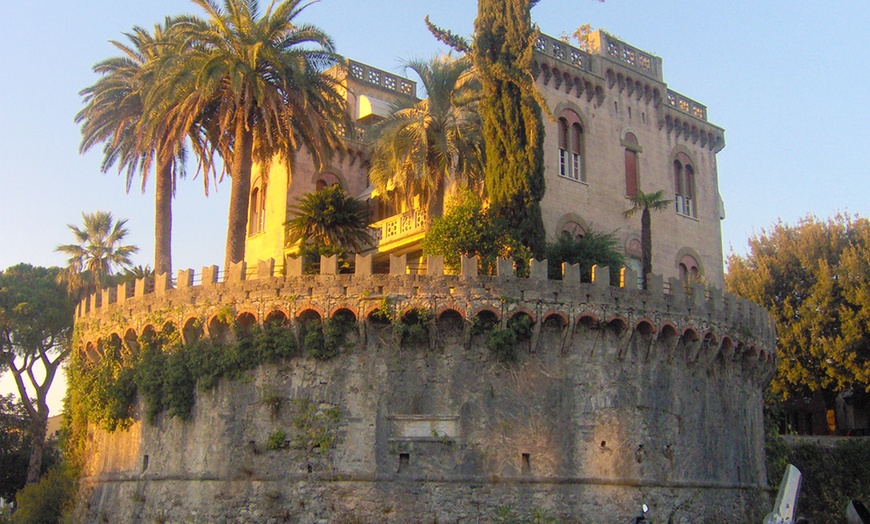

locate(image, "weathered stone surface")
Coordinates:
72 269 775 523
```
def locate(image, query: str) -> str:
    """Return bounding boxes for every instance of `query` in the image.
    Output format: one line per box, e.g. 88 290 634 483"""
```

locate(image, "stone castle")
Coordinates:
71 30 775 523
245 30 726 288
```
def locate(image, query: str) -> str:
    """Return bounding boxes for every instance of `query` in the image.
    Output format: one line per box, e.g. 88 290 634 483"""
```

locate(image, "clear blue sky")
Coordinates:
1 1 867 412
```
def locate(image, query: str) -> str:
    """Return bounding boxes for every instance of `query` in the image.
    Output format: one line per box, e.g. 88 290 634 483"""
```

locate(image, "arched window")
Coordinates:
248 181 267 235
557 110 584 182
678 254 701 281
674 153 697 218
623 132 640 197
562 221 586 239
315 172 342 191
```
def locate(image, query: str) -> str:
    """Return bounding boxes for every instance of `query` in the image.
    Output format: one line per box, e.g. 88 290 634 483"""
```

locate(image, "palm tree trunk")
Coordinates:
155 160 173 277
641 207 652 290
225 117 254 268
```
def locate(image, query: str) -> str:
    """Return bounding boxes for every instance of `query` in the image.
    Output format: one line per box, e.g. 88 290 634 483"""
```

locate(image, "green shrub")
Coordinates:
396 309 431 348
423 189 531 275
266 430 287 451
11 465 77 524
545 230 625 282
487 315 533 363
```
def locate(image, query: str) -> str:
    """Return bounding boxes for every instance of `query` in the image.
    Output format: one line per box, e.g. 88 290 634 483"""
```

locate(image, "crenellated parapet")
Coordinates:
75 254 776 386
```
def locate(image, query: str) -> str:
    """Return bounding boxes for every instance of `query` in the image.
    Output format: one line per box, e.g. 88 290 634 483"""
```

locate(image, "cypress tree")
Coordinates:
473 0 546 258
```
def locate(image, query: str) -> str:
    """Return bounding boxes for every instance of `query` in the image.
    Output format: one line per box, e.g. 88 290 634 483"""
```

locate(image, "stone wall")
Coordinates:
72 256 776 523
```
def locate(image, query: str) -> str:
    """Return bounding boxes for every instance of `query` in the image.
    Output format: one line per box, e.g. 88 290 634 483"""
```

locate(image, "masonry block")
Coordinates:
427 255 444 276
529 259 547 280
562 262 580 284
226 261 247 282
461 256 478 278
321 255 338 275
258 259 275 279
591 265 609 287
177 269 194 289
390 254 407 276
355 254 373 276
155 273 172 295
202 266 219 286
497 258 514 278
286 257 302 277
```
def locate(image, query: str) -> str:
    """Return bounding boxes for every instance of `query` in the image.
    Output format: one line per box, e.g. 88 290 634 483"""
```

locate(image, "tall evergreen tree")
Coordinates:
429 0 547 258
474 0 547 258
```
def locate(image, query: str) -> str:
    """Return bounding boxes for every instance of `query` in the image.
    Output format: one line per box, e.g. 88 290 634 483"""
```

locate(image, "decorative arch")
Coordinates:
555 108 586 183
675 246 705 281
671 147 699 218
264 309 290 326
207 315 233 346
236 311 258 337
249 175 267 235
182 317 203 345
622 131 641 197
555 213 589 240
312 170 347 191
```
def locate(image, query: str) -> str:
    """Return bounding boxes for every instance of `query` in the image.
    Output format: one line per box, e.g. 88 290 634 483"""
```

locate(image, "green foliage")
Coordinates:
300 314 354 361
159 0 350 265
291 399 342 459
55 211 138 296
0 264 74 483
286 185 372 260
487 315 534 363
624 189 671 289
473 0 547 258
726 215 870 402
368 54 483 217
10 465 77 524
0 394 30 502
777 439 870 522
422 189 531 274
72 321 301 430
545 230 625 282
261 392 285 420
265 430 287 451
395 309 432 348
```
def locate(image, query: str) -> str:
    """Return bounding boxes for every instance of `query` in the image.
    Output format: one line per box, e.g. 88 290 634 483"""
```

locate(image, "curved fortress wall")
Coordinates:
73 256 776 523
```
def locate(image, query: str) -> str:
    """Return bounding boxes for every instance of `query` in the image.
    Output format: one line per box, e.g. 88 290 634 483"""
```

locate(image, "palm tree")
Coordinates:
624 190 671 290
76 23 199 278
55 211 138 296
286 185 372 257
156 0 350 269
368 54 483 221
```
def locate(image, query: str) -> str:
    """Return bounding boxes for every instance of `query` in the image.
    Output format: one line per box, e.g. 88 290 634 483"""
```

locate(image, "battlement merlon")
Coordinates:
75 256 777 381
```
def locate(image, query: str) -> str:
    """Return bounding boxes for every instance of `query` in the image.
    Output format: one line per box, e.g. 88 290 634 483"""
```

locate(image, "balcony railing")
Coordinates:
367 209 428 250
534 34 592 73
667 89 708 121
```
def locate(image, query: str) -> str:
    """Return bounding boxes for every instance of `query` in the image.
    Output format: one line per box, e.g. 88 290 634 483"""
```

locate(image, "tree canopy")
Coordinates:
55 211 138 296
726 215 870 401
0 264 74 484
422 188 529 274
428 0 548 258
155 0 350 268
368 54 484 220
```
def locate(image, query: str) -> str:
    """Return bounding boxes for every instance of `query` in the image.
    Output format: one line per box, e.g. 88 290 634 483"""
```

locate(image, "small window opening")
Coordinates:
521 453 531 475
142 454 150 472
399 453 410 472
